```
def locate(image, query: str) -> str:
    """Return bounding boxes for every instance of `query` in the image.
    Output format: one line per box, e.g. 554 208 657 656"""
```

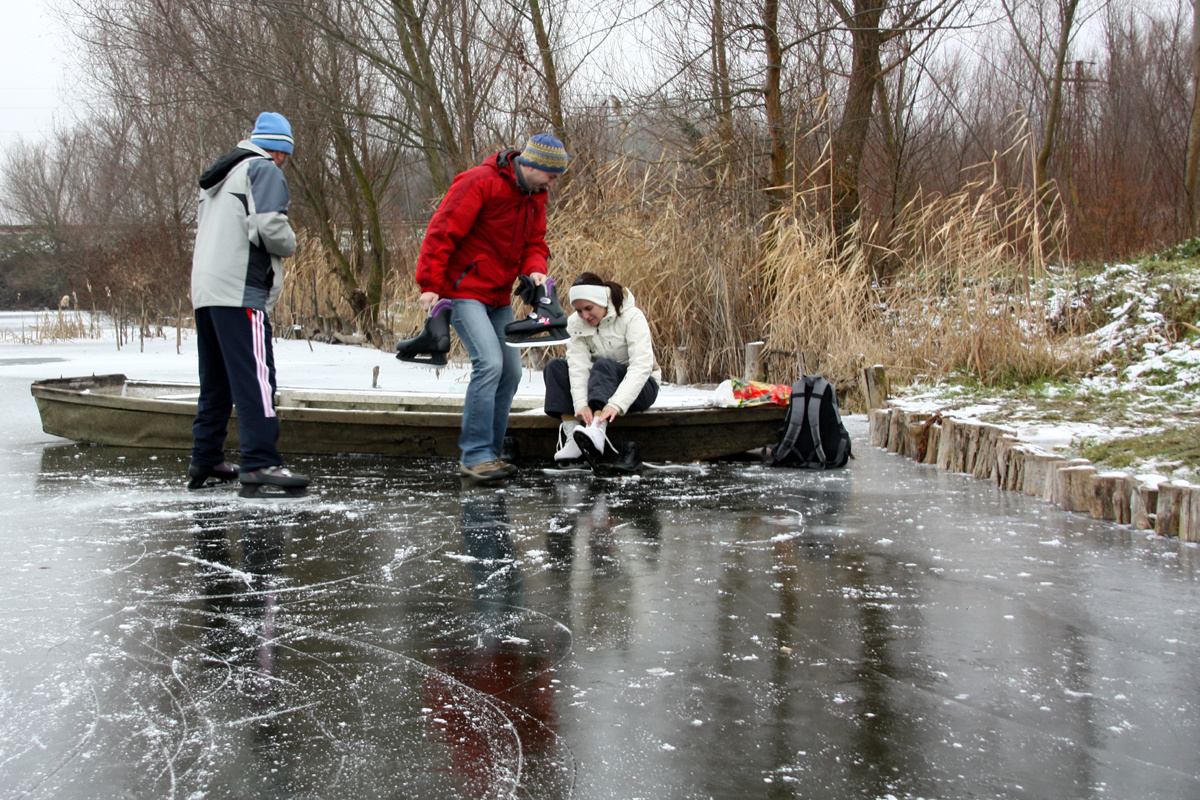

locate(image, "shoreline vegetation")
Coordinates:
4 230 1198 485
4 168 1198 483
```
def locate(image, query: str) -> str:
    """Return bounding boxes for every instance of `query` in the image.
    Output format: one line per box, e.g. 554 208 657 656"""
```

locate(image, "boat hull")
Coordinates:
31 374 786 462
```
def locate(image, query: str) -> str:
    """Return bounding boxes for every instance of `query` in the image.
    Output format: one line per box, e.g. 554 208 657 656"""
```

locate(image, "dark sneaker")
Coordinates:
240 465 309 488
499 436 521 465
460 460 516 481
614 441 642 472
187 461 238 490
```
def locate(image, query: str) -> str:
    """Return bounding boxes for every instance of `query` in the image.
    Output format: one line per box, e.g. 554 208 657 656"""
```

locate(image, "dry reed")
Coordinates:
265 150 1089 402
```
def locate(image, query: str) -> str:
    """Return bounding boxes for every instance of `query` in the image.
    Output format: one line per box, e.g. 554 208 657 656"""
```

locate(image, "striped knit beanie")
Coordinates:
250 112 294 155
516 133 568 173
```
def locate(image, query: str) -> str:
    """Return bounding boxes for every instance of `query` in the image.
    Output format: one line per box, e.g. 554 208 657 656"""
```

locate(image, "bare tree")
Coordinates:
825 0 966 240
1185 0 1200 227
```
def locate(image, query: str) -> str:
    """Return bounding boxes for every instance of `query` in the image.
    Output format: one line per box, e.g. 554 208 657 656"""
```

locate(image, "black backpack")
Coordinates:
763 376 852 469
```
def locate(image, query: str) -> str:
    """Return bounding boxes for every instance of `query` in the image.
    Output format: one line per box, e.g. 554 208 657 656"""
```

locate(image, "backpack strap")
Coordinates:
772 380 807 462
807 377 829 466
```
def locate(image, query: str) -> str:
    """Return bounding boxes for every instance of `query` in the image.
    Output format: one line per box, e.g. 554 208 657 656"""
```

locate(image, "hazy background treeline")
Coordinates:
1 0 1196 390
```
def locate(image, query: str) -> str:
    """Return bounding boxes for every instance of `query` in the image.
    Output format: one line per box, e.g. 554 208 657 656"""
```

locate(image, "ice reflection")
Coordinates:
421 487 573 799
2 394 1200 798
190 509 285 705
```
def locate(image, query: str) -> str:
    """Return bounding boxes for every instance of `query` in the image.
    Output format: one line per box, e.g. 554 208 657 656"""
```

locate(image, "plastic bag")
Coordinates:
713 379 793 408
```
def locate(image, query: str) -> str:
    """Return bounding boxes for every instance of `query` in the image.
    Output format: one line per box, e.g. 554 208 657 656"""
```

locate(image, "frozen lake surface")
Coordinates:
2 336 1200 799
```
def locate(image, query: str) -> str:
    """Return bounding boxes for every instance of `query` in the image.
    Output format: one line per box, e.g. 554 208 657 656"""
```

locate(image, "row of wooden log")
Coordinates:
868 407 1200 541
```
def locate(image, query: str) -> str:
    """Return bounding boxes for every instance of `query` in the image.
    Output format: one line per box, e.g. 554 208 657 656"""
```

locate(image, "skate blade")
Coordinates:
187 477 238 492
640 462 705 472
542 465 594 476
505 338 568 349
238 484 310 500
396 353 449 368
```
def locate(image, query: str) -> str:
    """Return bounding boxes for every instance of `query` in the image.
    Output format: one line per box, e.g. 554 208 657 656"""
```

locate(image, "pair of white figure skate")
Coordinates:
554 418 610 465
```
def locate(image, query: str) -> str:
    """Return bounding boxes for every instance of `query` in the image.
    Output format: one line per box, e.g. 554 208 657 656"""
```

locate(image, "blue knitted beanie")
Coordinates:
515 133 568 173
250 112 294 155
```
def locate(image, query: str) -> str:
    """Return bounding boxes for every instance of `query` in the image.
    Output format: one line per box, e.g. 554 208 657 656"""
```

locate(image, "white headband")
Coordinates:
568 285 609 307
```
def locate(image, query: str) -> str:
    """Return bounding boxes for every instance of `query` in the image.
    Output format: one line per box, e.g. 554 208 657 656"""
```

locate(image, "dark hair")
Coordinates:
572 272 625 315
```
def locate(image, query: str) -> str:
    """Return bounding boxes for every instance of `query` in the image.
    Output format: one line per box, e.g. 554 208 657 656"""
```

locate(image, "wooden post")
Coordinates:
859 364 888 411
674 347 689 385
744 341 767 383
140 296 145 353
1090 472 1127 521
903 413 935 462
1182 486 1200 543
372 365 380 388
1020 452 1064 496
1131 478 1162 530
1055 465 1098 513
869 409 891 448
887 411 905 453
1156 481 1188 538
994 437 1023 490
923 423 941 464
1046 458 1092 503
176 300 182 355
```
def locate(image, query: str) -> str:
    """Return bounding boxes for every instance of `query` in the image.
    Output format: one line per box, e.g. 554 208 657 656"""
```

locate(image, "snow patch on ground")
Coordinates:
891 262 1200 479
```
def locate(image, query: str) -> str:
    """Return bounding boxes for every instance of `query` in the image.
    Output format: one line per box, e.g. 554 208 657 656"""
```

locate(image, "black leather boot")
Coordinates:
396 299 452 367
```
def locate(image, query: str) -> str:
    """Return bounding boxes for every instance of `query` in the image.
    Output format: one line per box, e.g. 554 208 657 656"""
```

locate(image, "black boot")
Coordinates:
505 276 568 347
499 435 520 465
396 299 452 367
239 466 310 499
187 461 238 490
614 441 642 472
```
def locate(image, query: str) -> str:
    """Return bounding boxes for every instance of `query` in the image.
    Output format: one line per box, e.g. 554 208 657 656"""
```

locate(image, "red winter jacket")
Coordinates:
416 150 550 306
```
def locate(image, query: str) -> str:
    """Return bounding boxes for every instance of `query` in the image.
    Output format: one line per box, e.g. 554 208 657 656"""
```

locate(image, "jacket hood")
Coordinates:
198 141 273 191
602 287 637 322
486 149 534 194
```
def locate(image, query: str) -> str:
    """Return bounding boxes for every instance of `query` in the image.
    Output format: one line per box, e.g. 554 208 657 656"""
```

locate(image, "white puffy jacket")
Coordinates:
191 141 296 312
565 287 662 415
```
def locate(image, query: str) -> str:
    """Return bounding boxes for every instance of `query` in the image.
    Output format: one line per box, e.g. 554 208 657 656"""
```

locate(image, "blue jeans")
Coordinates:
450 300 523 466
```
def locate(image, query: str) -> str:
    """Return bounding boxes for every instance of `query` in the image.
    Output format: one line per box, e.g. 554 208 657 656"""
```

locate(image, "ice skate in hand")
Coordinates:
396 299 453 367
505 275 568 348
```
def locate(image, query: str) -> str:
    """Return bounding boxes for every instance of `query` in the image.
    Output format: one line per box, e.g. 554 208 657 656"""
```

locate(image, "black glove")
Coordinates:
513 274 538 306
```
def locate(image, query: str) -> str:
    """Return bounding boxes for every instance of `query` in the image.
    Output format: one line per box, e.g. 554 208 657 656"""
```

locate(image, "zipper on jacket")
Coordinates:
453 261 478 290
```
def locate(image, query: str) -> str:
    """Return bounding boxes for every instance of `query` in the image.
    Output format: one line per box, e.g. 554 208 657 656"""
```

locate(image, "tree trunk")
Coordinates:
392 0 464 192
712 0 734 172
1034 0 1080 222
763 0 789 207
1185 0 1200 228
830 0 885 243
528 0 569 154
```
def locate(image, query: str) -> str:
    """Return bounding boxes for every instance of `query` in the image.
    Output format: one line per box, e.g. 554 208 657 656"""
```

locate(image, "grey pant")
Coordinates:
543 357 658 417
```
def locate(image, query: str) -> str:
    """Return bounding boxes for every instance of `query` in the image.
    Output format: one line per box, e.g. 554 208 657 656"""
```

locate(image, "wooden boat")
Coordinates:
30 374 787 462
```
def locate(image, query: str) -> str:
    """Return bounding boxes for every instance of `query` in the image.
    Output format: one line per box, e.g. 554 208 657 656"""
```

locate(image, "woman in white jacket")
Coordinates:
543 272 661 469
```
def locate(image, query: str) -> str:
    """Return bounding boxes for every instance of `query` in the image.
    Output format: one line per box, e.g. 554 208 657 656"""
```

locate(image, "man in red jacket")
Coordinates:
416 133 568 480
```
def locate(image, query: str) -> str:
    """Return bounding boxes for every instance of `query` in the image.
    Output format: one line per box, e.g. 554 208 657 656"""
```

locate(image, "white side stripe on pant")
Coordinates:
248 308 276 418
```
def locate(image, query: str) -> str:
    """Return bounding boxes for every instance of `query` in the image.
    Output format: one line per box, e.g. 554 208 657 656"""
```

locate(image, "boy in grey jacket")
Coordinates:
187 112 309 497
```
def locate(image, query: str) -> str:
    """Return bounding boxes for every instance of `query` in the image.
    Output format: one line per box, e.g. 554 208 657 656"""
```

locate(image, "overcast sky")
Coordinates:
0 0 77 149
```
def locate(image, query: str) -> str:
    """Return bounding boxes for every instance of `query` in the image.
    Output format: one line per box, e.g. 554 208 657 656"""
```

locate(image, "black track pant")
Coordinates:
191 306 282 472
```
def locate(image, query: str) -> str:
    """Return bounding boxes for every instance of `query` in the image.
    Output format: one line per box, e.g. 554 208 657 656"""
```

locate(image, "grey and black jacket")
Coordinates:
191 140 296 312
